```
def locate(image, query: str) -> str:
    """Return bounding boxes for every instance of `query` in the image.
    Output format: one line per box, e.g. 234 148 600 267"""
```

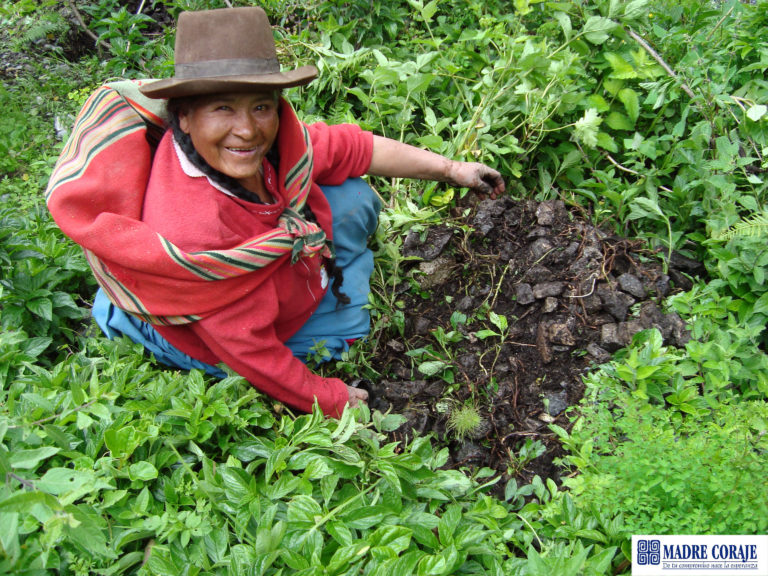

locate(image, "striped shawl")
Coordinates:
46 80 331 325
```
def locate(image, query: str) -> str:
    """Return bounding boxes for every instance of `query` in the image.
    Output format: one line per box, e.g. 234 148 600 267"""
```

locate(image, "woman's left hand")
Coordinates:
447 161 506 199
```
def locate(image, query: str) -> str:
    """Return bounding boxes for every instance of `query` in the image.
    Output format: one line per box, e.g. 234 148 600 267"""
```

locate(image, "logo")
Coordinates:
637 540 661 566
632 535 768 576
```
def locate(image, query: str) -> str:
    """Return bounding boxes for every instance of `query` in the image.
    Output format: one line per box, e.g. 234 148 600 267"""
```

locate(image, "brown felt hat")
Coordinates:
140 7 317 99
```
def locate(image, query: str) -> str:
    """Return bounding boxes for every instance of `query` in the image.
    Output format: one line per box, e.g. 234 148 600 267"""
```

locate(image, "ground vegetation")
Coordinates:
1 0 766 574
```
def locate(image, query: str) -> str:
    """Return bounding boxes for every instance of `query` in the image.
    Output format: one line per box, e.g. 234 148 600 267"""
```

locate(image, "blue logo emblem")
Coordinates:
638 540 662 565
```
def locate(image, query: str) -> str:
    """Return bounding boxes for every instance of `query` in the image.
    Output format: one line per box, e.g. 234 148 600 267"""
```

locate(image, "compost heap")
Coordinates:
364 197 697 487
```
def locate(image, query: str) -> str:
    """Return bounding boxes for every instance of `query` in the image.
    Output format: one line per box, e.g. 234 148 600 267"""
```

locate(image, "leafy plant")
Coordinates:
507 438 547 476
0 201 90 353
557 398 768 535
475 310 512 375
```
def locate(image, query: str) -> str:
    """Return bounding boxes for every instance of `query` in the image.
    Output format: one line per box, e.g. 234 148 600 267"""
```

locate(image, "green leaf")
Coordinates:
574 528 608 543
104 426 138 459
37 467 95 495
420 0 440 21
582 16 617 44
375 412 408 432
229 438 273 462
0 490 60 513
64 504 112 558
434 469 473 495
746 104 767 122
95 551 144 575
623 0 649 20
9 446 60 470
418 551 449 576
590 547 618 574
514 0 532 16
287 494 322 524
554 11 572 40
369 525 413 551
596 132 618 152
219 467 251 503
21 337 52 359
428 188 454 207
128 461 158 481
344 505 391 530
26 297 53 320
618 88 640 122
0 512 19 558
417 134 444 149
605 53 637 79
587 94 610 112
475 329 499 340
327 520 354 546
628 197 665 221
489 311 508 331
418 360 449 376
606 112 634 130
752 292 768 315
388 550 423 576
424 106 437 129
76 412 94 431
327 544 366 572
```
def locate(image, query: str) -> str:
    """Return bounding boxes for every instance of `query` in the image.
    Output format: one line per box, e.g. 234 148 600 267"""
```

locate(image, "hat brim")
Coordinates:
139 65 318 99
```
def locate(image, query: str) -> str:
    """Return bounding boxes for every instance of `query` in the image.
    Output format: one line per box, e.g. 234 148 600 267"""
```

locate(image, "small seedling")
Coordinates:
507 438 547 475
475 311 512 374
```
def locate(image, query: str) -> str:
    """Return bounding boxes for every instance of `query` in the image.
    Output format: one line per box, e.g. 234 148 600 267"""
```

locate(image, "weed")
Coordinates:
446 401 485 441
507 438 548 476
476 310 513 375
558 398 768 535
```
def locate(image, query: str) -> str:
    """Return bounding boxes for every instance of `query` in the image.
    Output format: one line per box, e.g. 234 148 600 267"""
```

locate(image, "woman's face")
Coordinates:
179 91 279 193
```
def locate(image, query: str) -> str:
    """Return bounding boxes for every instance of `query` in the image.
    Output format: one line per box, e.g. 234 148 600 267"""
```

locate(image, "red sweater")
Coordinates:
143 122 373 417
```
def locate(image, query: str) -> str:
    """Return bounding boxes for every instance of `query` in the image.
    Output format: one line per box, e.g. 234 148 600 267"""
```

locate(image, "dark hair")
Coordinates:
166 97 350 306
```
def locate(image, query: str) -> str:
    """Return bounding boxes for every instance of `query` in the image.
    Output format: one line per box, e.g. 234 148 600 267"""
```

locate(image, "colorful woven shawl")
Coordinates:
46 80 331 325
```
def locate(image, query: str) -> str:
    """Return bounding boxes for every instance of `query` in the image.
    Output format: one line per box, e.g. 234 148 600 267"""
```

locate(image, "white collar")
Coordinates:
172 135 236 198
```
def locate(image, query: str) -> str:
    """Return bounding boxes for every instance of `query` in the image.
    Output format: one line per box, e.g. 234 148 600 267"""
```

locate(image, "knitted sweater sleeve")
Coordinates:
307 122 374 185
188 279 350 417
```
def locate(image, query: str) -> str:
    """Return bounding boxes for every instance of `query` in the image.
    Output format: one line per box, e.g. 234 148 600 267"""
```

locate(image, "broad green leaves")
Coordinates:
582 16 617 45
8 446 60 470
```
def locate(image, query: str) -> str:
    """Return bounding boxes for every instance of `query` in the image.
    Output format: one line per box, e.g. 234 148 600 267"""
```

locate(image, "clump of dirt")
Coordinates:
364 197 695 492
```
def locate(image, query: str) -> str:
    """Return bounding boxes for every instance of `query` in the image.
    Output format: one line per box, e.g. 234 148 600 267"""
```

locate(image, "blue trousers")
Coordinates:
93 178 381 375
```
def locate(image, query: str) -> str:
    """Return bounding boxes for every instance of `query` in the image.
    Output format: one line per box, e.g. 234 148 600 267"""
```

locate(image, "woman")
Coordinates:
46 7 504 417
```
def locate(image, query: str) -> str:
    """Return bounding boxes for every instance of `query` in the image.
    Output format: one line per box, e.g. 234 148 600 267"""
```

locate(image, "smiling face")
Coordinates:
178 91 279 197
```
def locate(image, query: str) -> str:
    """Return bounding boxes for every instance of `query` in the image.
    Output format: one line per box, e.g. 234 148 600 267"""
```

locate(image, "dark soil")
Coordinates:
362 197 694 495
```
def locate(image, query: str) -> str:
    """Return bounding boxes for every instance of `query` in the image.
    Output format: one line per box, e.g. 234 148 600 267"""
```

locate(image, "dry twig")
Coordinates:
627 27 696 100
66 0 111 51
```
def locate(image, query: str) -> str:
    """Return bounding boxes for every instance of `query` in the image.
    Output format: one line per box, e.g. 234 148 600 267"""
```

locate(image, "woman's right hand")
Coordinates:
347 384 369 408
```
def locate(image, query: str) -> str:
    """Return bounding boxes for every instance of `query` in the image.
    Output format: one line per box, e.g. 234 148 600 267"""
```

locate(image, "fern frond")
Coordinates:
17 13 69 46
715 211 768 241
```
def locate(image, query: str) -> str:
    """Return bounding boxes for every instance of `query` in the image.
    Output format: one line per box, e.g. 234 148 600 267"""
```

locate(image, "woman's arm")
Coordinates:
368 135 506 197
